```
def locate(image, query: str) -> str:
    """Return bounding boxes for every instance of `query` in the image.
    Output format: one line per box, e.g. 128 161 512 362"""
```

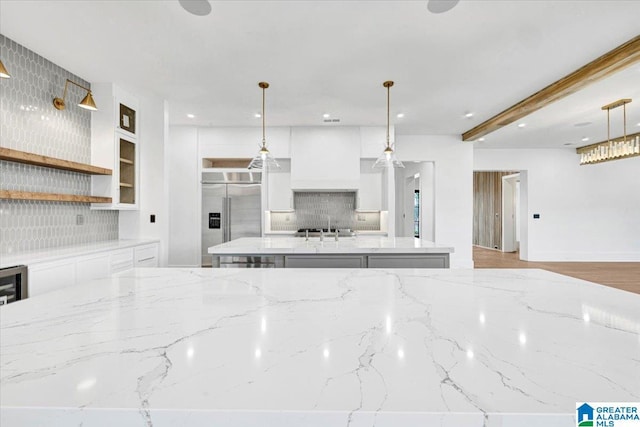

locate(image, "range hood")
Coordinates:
290 127 361 190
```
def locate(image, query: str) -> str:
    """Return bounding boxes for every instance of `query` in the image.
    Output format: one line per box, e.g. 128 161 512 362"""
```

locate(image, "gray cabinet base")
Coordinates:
368 254 449 269
211 253 450 268
284 256 365 268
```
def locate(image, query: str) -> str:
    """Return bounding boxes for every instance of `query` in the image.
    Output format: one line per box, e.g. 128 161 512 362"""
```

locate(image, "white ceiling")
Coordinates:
1 0 639 149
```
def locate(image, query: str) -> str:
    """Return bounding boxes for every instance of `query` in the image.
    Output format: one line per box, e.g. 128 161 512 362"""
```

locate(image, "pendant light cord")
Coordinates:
262 85 266 148
387 83 390 148
607 107 610 144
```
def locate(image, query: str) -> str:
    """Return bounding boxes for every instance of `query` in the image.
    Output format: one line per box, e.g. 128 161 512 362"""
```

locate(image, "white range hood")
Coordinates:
290 127 361 190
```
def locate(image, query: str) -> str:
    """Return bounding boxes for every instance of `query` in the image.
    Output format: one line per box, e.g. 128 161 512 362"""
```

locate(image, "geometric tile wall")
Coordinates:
290 192 358 231
270 192 381 232
0 34 118 256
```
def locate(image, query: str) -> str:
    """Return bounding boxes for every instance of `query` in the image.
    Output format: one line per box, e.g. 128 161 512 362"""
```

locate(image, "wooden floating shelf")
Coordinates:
119 182 133 188
0 190 112 204
0 147 112 176
119 157 134 164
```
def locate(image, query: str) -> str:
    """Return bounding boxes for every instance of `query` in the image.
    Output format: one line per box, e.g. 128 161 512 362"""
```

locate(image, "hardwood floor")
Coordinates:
473 246 640 295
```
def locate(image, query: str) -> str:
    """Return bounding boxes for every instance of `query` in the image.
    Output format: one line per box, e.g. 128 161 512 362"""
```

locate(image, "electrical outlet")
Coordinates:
76 214 84 225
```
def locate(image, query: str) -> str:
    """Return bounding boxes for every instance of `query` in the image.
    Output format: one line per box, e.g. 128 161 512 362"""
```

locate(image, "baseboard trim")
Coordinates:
525 252 640 262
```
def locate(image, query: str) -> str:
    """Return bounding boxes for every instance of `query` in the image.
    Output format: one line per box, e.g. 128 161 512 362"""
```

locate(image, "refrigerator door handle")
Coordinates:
226 197 232 241
222 197 228 242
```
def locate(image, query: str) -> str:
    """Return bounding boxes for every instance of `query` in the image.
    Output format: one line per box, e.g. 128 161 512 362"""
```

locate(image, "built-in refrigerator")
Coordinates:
201 172 262 267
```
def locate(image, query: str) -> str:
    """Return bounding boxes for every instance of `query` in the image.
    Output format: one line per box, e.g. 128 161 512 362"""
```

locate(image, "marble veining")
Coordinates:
208 236 454 254
1 268 639 427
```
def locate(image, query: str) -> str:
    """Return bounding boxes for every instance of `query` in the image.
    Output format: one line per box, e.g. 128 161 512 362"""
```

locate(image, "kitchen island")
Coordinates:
208 236 454 268
1 268 638 426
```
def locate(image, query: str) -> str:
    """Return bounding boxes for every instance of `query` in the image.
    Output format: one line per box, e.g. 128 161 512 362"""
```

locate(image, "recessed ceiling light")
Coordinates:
254 113 261 118
186 113 195 119
581 137 590 142
396 113 405 118
637 122 640 126
464 112 474 118
323 113 330 118
517 123 526 128
478 137 485 142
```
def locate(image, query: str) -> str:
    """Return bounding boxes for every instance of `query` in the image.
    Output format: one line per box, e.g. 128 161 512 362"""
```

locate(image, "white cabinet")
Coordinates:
110 248 135 274
27 242 159 297
29 259 76 297
290 127 360 190
358 160 383 210
134 244 159 267
91 83 140 210
77 253 111 282
267 160 293 210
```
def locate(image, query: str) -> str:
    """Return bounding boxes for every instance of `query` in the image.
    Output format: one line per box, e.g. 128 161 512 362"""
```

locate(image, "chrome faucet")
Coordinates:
305 229 309 241
320 228 324 242
335 229 339 241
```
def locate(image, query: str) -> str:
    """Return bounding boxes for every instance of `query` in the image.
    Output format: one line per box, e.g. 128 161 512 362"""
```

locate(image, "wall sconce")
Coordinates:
0 60 10 79
53 79 98 111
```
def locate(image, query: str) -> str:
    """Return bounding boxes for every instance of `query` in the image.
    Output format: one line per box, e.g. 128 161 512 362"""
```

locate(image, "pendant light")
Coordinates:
248 82 280 170
373 81 404 169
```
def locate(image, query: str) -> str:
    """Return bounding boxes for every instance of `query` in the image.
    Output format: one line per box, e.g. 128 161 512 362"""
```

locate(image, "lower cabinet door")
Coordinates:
76 254 111 282
111 248 134 274
367 255 448 269
134 244 159 267
284 256 364 268
29 260 76 297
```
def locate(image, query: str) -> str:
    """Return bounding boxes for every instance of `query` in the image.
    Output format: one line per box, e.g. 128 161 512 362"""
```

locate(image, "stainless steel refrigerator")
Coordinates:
201 171 262 267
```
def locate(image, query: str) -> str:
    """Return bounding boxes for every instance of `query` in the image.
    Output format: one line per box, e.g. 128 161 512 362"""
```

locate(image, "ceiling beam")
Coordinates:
462 35 640 142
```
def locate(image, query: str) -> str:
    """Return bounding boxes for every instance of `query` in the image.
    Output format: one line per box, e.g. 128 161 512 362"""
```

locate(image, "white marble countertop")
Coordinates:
209 236 453 254
1 268 639 426
0 239 159 268
264 231 388 236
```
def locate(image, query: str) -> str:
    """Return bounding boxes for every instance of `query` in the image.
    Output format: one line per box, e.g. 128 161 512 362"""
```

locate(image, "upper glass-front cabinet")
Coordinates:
90 83 140 210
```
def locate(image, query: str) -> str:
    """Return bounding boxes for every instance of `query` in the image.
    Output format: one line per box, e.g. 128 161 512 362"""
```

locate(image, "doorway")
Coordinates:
395 162 435 240
501 173 520 253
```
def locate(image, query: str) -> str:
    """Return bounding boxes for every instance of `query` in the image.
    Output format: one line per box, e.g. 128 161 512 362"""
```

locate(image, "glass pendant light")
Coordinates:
373 81 404 169
248 82 280 170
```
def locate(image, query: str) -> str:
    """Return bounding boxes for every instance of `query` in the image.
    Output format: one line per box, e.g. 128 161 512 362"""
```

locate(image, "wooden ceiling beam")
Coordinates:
462 35 640 142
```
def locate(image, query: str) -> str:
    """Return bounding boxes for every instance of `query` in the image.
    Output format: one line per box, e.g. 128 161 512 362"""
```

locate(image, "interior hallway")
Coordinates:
473 246 640 295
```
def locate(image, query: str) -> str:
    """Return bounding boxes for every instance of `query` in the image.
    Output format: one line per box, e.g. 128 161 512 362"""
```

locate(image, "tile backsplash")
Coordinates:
294 192 356 230
269 192 382 232
0 34 118 256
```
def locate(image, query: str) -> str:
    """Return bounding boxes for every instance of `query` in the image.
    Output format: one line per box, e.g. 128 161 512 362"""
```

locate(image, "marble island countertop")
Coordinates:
208 236 454 254
1 268 639 426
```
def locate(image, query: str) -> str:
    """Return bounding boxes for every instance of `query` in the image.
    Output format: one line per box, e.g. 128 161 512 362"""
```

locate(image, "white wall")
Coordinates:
118 93 170 266
396 135 474 268
167 126 200 267
474 149 640 261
